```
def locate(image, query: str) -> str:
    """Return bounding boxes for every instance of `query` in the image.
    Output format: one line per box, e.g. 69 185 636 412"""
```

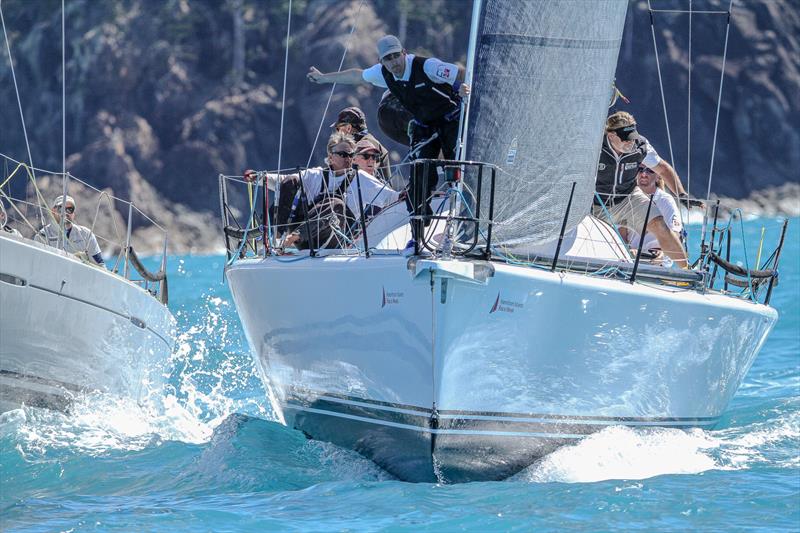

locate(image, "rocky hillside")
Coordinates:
1 0 797 253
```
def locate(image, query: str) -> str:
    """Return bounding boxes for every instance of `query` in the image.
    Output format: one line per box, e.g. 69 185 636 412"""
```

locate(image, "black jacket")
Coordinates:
381 55 460 125
595 135 651 204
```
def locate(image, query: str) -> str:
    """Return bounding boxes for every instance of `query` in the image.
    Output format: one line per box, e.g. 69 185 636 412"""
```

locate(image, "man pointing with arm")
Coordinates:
308 35 470 240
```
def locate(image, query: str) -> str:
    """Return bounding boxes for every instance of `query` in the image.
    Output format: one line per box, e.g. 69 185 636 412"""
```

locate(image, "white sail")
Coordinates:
465 0 628 246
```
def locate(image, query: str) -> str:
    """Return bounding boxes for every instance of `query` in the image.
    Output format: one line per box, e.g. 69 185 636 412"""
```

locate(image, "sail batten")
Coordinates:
465 0 628 246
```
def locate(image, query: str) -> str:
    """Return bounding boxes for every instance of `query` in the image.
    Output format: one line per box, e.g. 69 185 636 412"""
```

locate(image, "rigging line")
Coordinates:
701 0 734 250
62 0 65 177
60 0 68 250
271 0 292 254
0 189 38 234
304 0 366 170
276 0 292 175
648 0 676 170
0 2 35 183
685 0 692 251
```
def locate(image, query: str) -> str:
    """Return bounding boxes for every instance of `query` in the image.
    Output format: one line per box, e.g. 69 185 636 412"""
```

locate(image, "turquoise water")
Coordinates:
2 217 798 531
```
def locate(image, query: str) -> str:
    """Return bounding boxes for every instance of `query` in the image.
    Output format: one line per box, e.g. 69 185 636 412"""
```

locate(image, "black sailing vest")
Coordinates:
595 135 649 204
381 55 459 125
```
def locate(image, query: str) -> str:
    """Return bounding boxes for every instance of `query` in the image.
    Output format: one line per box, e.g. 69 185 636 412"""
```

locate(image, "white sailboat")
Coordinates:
222 0 784 482
0 162 176 413
0 4 175 412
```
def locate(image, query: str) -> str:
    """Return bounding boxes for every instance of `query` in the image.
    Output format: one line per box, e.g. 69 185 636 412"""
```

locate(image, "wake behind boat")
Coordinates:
221 0 786 482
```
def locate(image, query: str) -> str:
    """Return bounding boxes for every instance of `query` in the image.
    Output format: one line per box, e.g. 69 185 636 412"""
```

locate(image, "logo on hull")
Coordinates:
489 292 524 314
381 286 404 308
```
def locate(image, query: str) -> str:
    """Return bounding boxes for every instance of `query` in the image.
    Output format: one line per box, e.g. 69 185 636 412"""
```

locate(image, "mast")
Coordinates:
455 0 483 161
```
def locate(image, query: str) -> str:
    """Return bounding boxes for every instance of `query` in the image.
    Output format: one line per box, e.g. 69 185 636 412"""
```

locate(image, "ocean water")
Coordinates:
1 217 798 532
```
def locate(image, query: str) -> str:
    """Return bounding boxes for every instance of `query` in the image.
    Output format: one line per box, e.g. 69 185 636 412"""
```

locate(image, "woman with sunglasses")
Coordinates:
251 133 400 249
35 195 104 265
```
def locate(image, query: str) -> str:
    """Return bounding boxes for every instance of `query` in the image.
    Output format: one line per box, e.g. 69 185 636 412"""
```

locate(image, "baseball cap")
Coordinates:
355 138 380 154
377 35 403 60
612 124 640 142
53 194 76 208
330 106 366 128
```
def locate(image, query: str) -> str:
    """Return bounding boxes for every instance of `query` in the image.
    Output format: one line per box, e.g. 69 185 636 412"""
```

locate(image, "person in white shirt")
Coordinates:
36 195 105 265
245 133 400 249
308 35 470 240
628 166 685 260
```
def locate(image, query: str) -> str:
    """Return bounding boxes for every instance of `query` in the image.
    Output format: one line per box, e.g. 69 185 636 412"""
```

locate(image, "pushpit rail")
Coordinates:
0 153 170 305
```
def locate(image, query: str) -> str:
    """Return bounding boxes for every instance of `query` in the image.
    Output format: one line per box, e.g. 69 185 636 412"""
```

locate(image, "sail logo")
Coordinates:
489 292 523 314
506 138 518 165
381 286 404 308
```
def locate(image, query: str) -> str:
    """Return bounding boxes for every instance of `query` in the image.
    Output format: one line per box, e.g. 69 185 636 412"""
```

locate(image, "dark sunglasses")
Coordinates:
331 151 355 158
356 152 380 161
58 205 75 213
381 52 403 62
613 124 638 142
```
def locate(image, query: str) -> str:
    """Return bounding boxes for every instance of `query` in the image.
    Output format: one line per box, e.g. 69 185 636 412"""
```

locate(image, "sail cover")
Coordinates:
464 0 628 246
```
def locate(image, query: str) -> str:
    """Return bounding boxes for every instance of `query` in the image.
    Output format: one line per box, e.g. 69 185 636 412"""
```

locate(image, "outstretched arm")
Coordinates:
652 159 687 197
307 67 364 85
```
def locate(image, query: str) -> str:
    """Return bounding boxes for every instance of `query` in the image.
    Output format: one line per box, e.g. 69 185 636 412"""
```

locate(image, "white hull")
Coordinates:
0 235 175 412
227 253 776 482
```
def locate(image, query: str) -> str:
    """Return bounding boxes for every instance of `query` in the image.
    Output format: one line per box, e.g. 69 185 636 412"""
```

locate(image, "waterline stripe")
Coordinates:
291 405 585 439
289 388 722 424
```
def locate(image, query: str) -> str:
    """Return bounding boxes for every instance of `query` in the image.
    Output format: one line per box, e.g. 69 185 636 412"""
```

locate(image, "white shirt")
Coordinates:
269 167 400 217
36 222 103 262
362 54 460 88
629 188 683 250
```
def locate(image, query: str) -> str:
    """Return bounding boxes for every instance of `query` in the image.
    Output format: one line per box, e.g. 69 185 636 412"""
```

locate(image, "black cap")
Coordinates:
613 124 640 142
330 106 366 128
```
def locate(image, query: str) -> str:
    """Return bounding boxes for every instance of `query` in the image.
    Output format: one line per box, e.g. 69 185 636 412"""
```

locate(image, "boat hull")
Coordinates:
226 254 777 482
0 235 175 412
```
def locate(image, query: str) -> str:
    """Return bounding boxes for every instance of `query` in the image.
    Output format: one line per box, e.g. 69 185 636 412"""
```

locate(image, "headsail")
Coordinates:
465 0 628 246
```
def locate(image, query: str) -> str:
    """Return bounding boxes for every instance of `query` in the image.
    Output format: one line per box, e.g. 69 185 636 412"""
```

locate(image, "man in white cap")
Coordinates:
35 195 104 265
308 35 470 206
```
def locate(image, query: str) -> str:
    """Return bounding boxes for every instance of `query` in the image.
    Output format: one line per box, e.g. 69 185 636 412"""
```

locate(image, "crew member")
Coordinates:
594 111 688 268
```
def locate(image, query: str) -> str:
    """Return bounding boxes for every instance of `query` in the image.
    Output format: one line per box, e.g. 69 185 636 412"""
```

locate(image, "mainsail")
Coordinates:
464 0 628 246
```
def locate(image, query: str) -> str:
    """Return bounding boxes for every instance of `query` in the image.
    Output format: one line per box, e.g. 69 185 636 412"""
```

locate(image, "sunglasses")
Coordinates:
381 52 403 62
331 151 355 158
57 205 75 213
612 124 638 142
356 153 379 161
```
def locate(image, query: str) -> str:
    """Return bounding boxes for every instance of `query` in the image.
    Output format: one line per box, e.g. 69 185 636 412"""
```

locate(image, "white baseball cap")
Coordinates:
52 194 76 208
377 35 403 60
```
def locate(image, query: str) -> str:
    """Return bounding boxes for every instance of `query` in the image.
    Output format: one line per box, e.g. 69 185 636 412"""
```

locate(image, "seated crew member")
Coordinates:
353 139 381 177
593 111 688 268
0 200 22 237
307 35 470 224
36 195 105 265
628 166 685 260
244 133 400 249
331 106 392 183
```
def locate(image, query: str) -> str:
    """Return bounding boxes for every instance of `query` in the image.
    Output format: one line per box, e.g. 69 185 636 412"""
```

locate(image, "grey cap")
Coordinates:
53 194 75 208
377 35 403 60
